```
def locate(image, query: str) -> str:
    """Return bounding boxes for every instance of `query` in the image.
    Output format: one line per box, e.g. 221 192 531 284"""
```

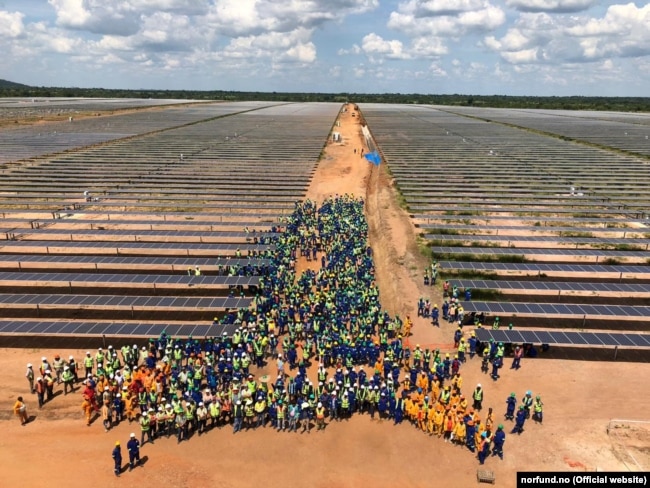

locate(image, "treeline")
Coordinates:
0 84 648 112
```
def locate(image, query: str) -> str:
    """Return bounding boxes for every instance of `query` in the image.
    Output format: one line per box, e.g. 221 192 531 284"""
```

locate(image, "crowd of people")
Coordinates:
16 196 544 472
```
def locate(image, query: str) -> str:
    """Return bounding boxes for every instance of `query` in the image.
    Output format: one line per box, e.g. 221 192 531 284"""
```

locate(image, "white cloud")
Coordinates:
505 0 598 13
388 4 505 37
361 33 410 60
401 0 488 16
48 0 141 36
485 4 650 66
285 42 317 63
0 10 25 38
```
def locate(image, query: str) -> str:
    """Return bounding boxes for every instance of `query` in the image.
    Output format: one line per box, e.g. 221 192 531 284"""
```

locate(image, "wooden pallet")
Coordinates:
477 469 495 484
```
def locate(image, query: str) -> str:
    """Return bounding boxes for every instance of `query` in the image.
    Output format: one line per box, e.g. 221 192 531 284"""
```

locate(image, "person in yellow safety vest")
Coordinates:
163 403 175 438
62 366 74 395
439 386 451 405
244 399 255 429
316 402 326 430
533 396 544 424
209 399 221 429
276 400 286 431
472 384 484 411
95 348 105 368
413 345 422 369
84 352 94 377
140 410 154 445
254 397 266 428
458 339 467 363
196 402 208 435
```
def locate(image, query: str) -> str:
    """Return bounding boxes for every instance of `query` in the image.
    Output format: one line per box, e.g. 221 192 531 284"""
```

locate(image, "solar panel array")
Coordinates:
0 100 342 337
439 261 650 276
450 279 650 294
361 103 650 332
0 319 238 338
0 294 250 310
474 327 650 348
463 301 650 319
0 272 260 287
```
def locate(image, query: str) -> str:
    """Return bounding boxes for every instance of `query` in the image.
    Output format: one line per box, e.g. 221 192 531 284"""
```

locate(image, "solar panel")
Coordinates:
629 334 650 347
462 301 650 319
598 334 620 347
518 330 540 343
580 333 604 346
609 333 635 347
472 327 650 349
438 261 650 274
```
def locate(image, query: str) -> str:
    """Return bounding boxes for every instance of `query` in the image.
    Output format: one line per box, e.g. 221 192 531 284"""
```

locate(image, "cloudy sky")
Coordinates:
1 0 649 96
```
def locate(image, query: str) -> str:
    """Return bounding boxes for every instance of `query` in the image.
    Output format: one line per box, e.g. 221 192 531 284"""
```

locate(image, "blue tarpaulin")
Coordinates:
364 151 381 165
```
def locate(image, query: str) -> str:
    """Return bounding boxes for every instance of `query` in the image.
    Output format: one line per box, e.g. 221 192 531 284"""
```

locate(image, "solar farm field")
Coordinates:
361 103 650 337
0 100 341 342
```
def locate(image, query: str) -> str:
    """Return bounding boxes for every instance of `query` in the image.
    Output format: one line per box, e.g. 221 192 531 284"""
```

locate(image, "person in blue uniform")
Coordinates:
112 441 122 477
127 433 141 470
512 406 526 434
492 424 506 459
505 393 517 420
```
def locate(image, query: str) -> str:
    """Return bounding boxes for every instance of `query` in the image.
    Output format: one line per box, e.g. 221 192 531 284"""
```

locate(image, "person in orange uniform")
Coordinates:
82 396 93 426
14 396 29 425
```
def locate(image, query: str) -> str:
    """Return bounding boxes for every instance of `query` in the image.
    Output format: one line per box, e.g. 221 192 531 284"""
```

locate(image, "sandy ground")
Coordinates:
1 103 649 488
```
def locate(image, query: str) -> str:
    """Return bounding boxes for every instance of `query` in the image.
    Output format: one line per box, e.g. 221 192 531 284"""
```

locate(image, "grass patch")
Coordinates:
427 228 460 235
432 251 527 263
469 289 504 301
602 258 621 265
560 231 594 238
470 241 502 248
441 270 499 280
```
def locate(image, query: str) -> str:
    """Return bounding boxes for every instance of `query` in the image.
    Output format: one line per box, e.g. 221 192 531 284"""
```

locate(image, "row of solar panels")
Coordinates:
463 301 649 318
0 255 270 267
433 247 649 257
0 241 272 251
411 206 641 215
0 320 238 338
474 327 650 348
419 224 646 233
0 210 286 219
426 234 650 245
9 219 276 229
0 272 260 286
4 229 280 239
439 261 650 274
410 198 640 207
413 215 649 224
0 294 251 310
450 280 650 293
0 186 304 195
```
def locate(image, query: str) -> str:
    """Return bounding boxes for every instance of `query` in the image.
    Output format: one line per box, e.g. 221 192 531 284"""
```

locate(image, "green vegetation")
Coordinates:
432 252 527 263
602 258 622 265
427 228 460 235
1 79 649 112
470 289 503 301
441 270 499 280
560 231 594 238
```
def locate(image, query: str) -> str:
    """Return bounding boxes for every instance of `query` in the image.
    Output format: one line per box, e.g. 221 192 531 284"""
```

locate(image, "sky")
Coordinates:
0 0 649 96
